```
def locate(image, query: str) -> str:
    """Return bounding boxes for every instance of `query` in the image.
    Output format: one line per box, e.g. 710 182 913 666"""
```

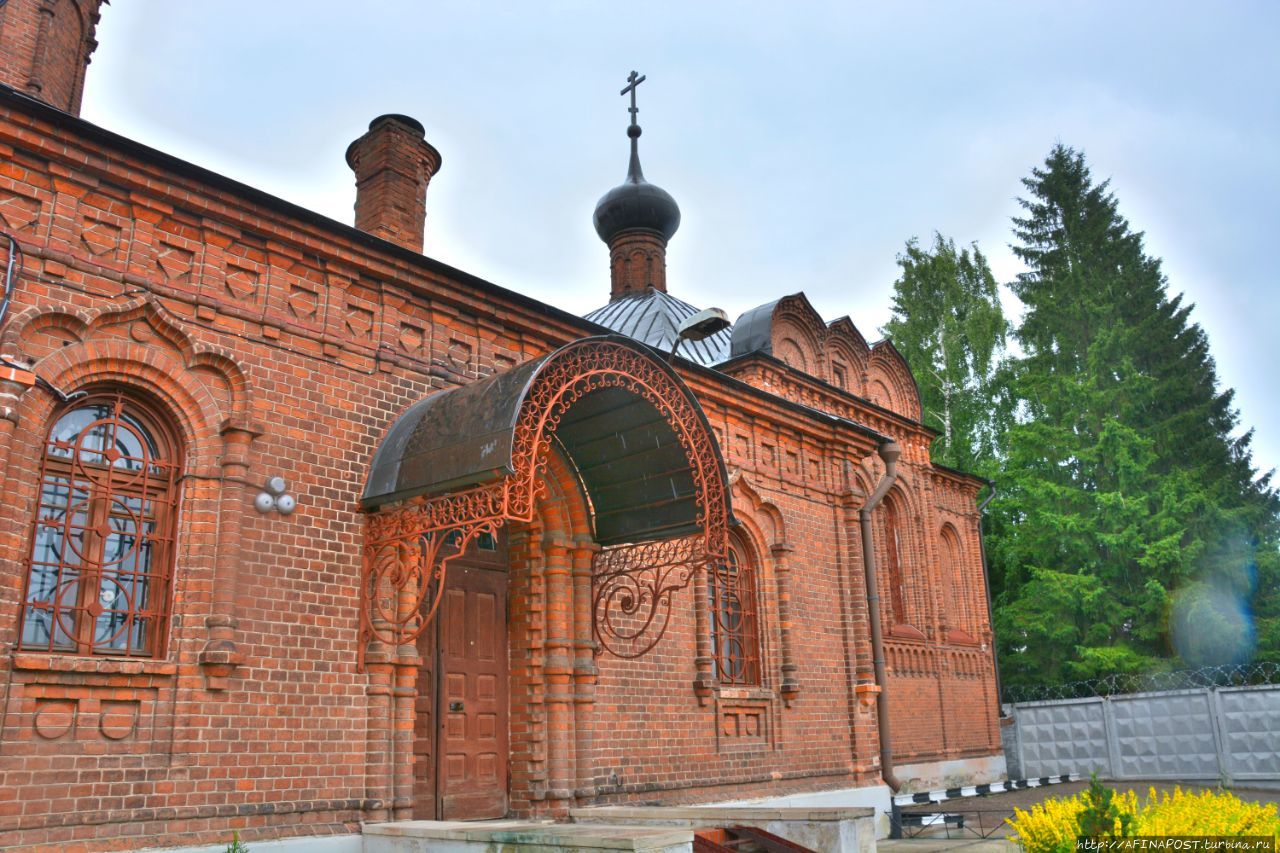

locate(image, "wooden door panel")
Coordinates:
411 612 437 819
437 564 508 820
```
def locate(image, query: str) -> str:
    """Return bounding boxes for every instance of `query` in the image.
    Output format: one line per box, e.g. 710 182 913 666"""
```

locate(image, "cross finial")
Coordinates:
621 70 646 128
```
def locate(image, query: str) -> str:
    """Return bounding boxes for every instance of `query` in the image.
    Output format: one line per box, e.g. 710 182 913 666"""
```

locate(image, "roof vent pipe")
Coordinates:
859 439 902 792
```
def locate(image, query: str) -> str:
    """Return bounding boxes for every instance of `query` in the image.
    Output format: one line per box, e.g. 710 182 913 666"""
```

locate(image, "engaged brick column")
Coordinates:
0 369 34 492
364 637 394 822
345 114 442 253
772 542 800 704
509 525 549 811
197 420 259 690
541 532 574 810
693 569 714 705
571 538 599 799
392 560 421 819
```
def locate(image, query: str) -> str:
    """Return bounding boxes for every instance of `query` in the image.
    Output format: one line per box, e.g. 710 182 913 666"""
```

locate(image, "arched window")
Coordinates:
19 390 182 657
709 537 761 685
941 524 972 639
882 496 907 626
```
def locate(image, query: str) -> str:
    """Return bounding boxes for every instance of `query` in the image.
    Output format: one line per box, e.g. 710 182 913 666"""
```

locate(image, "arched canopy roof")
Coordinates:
363 334 733 547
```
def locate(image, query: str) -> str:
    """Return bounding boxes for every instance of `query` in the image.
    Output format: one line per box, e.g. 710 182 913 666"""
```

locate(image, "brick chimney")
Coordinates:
0 0 106 115
345 114 441 254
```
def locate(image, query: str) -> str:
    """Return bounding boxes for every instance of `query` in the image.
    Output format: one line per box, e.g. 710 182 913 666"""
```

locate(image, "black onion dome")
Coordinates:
593 125 681 243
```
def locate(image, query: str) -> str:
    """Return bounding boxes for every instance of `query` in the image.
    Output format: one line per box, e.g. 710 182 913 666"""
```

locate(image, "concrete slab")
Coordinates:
571 806 875 822
571 805 876 853
364 819 693 853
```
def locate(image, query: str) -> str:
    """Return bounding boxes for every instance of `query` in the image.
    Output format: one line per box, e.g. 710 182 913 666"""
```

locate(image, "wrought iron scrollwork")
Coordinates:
592 534 707 659
359 338 730 670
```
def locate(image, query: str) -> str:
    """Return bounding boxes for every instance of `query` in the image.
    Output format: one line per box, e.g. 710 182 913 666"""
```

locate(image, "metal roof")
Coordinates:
362 335 729 547
728 299 782 359
585 289 732 366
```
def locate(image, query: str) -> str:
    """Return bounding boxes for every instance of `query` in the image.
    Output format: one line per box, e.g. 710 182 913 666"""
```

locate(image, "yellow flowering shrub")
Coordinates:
1137 787 1280 839
1008 783 1280 853
1008 787 1138 853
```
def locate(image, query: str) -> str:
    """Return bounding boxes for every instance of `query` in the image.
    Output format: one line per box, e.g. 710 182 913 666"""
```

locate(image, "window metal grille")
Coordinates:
709 544 760 684
19 391 180 657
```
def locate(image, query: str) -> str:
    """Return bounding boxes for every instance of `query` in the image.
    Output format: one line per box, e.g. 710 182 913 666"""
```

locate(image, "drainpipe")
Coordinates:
976 483 1004 714
860 439 901 793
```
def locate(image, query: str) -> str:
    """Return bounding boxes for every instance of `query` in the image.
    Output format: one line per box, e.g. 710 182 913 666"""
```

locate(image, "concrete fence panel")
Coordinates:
1008 684 1279 784
1014 697 1109 778
1217 686 1280 783
1109 689 1218 780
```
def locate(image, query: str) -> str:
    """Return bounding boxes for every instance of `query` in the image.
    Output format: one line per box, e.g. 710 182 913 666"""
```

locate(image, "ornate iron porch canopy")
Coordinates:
359 335 734 667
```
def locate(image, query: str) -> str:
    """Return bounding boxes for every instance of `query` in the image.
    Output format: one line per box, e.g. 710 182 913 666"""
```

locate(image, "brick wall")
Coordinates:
0 91 1000 852
0 0 103 115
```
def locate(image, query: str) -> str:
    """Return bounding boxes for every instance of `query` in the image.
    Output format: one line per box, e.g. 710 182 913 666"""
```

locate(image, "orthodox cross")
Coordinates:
621 70 646 127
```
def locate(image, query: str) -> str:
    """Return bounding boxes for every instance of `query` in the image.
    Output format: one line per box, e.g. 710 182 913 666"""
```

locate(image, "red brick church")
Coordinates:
0 2 1002 850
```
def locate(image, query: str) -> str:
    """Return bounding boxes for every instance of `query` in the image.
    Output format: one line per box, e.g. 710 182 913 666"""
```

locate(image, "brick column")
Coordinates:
0 370 34 498
772 542 800 704
391 551 422 820
693 566 715 705
364 638 394 822
0 371 35 662
198 420 259 690
509 525 549 809
571 537 599 799
541 532 574 809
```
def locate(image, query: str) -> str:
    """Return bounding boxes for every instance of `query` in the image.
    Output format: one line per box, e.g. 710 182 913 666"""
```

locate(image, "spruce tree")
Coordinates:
991 144 1279 690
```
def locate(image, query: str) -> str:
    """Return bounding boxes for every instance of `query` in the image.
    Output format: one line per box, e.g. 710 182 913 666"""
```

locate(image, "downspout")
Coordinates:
976 483 1004 714
860 439 902 792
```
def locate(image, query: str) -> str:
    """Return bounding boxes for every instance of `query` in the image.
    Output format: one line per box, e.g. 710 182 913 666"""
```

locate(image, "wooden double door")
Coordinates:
412 534 509 820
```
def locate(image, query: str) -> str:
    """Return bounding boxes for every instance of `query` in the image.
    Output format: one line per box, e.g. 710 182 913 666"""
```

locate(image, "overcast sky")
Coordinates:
81 2 1279 477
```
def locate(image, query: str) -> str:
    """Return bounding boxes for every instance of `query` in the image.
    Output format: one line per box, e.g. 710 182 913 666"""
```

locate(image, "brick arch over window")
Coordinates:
879 485 926 641
3 297 253 452
18 388 182 657
4 296 259 688
727 472 803 701
360 335 734 668
940 522 978 644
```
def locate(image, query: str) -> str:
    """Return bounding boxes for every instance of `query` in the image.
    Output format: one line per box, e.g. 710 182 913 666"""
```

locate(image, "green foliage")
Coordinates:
225 831 249 853
899 142 1280 693
1078 774 1136 839
883 145 1280 691
882 232 1010 472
